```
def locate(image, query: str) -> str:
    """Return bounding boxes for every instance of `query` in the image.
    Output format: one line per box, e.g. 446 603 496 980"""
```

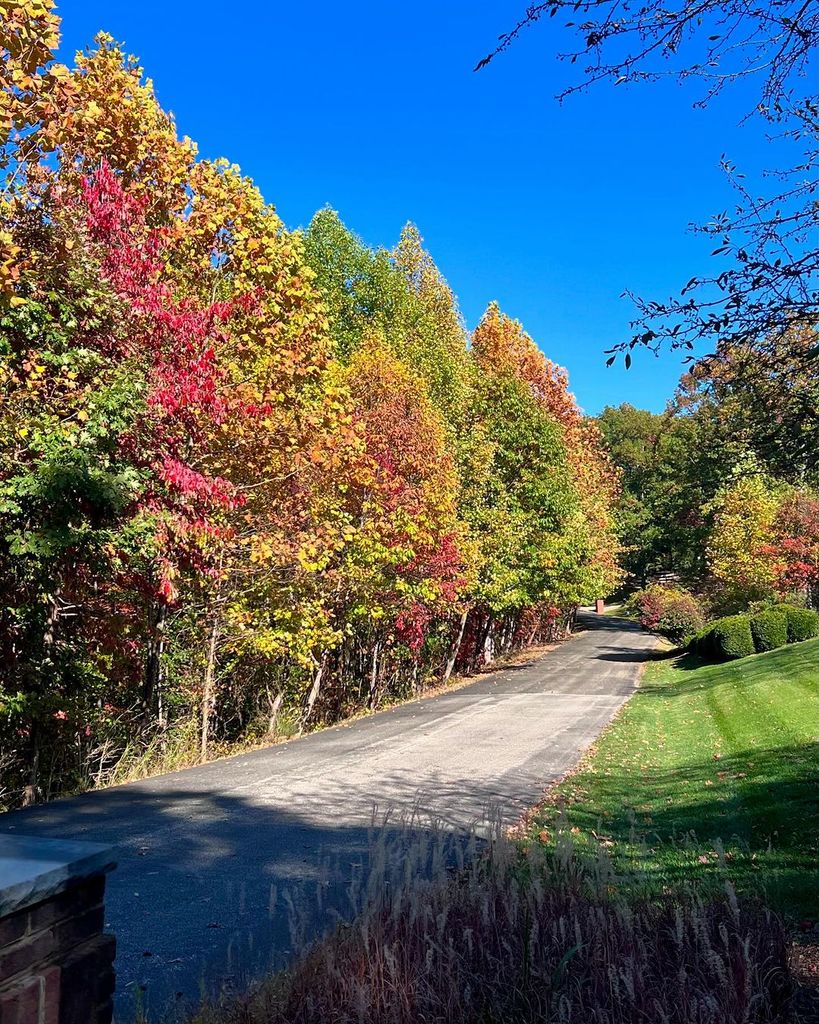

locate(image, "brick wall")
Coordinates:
0 873 115 1024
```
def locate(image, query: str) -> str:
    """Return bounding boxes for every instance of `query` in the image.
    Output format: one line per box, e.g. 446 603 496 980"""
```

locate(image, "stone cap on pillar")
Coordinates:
0 835 116 917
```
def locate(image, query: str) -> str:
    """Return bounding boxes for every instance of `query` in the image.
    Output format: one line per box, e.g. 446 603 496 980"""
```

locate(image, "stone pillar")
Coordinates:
0 836 116 1024
595 598 605 614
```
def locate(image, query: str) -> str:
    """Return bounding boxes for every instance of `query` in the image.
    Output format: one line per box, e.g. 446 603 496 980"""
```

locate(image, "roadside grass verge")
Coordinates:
527 638 819 918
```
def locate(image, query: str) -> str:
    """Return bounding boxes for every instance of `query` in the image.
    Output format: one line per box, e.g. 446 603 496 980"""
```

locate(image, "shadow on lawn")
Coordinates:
639 645 818 694
550 743 819 916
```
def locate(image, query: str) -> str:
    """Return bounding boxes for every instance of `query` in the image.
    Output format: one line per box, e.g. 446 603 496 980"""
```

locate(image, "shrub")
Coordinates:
690 604 817 661
777 603 819 643
193 832 793 1024
627 585 705 645
749 609 788 653
711 614 756 661
688 624 716 659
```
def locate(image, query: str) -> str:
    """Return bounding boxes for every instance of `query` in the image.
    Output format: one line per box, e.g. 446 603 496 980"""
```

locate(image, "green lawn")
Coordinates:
530 638 819 918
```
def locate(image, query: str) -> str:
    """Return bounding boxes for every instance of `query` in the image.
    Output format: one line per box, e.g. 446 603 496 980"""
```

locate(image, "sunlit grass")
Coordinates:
529 638 819 917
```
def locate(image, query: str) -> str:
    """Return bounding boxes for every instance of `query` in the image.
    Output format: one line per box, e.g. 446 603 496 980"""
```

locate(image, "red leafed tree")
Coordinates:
80 165 240 559
65 162 247 709
767 493 819 602
338 339 467 681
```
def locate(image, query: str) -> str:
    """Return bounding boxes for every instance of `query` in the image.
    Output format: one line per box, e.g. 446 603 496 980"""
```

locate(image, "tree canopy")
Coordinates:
0 5 620 808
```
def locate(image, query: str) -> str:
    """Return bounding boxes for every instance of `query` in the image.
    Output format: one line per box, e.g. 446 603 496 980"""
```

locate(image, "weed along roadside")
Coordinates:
187 825 793 1024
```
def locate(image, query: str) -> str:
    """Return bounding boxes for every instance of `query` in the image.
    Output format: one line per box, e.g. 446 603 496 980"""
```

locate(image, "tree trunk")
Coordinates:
144 601 168 720
22 721 40 807
367 640 381 709
267 691 284 737
301 651 328 733
443 608 469 684
200 604 221 763
482 615 495 666
24 591 62 806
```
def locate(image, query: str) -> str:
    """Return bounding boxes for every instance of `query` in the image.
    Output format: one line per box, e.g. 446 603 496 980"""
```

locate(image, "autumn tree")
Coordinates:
676 326 819 486
707 474 783 607
304 209 471 425
473 304 621 603
454 303 621 666
328 339 467 705
766 492 819 605
708 473 819 608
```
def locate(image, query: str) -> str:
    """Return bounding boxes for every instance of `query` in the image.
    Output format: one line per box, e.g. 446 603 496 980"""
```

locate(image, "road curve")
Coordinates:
0 612 656 1021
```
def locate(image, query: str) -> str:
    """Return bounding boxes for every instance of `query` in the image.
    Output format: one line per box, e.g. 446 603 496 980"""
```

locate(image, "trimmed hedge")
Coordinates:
689 624 717 660
750 609 788 653
711 615 756 661
691 602 819 662
779 604 819 643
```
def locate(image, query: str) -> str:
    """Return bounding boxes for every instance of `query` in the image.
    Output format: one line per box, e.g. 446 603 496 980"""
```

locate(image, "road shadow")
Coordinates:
595 645 678 664
0 784 490 1022
576 613 645 634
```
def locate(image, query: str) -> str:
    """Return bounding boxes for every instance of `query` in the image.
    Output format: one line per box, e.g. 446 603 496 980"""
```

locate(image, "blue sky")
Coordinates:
55 1 766 414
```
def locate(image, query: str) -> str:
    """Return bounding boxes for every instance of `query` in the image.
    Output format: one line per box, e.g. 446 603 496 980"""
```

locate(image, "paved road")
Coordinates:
1 613 655 1021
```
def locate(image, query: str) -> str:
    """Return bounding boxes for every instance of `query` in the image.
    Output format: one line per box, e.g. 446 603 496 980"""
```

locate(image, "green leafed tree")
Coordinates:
304 209 470 426
597 403 735 585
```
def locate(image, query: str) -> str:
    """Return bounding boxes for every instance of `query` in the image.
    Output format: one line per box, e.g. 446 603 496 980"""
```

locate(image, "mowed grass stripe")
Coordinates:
530 638 819 917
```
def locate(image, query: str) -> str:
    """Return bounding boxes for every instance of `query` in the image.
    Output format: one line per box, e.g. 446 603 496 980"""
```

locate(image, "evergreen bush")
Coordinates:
749 609 788 653
711 615 756 661
688 625 716 659
777 604 819 643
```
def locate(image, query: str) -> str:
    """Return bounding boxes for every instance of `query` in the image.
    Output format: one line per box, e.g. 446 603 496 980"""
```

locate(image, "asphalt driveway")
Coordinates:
0 612 656 1021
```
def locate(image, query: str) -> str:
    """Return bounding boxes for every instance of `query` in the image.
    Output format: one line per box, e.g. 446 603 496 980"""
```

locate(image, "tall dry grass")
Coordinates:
189 820 795 1024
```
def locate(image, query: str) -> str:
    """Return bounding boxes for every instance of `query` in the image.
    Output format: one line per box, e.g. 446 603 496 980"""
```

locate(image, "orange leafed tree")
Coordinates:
473 303 622 599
